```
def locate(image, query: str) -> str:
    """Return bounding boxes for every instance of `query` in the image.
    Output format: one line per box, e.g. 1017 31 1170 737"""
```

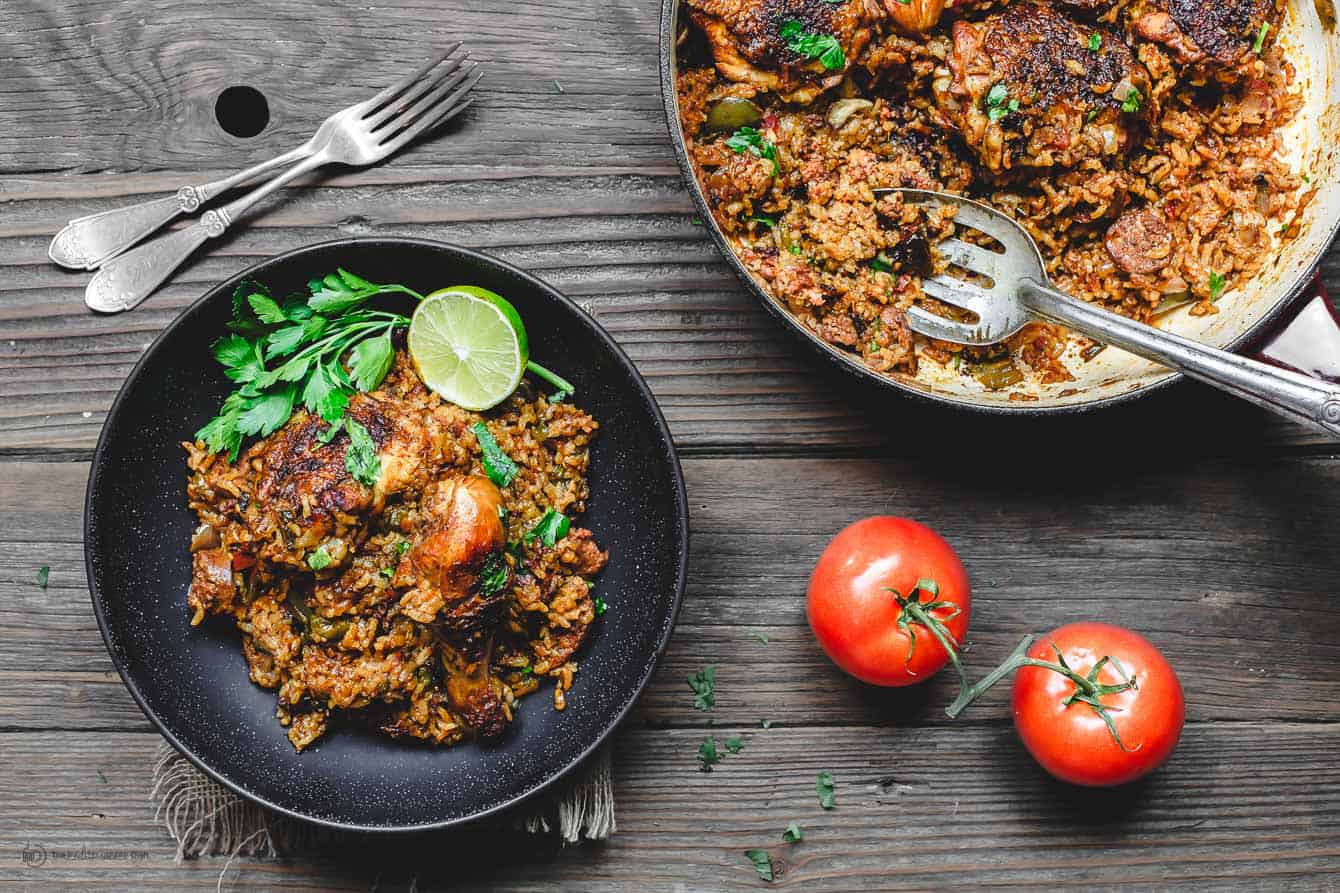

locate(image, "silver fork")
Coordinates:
883 188 1340 438
83 49 481 313
51 44 470 272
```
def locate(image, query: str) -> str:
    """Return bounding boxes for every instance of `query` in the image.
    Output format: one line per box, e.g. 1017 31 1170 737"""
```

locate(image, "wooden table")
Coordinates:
3 1 1340 889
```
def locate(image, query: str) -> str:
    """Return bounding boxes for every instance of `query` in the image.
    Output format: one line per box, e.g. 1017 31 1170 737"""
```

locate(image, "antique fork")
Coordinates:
80 50 481 313
51 44 471 272
880 188 1340 438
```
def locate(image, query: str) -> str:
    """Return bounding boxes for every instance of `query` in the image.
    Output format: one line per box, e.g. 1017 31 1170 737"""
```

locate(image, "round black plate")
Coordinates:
85 238 688 832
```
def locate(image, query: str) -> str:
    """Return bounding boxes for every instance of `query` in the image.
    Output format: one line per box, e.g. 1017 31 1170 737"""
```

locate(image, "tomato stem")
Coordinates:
887 581 968 696
945 634 1142 751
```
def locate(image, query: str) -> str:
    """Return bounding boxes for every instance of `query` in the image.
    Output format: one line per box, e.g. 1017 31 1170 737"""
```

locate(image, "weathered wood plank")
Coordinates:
2 724 1338 891
0 0 671 174
6 456 1340 732
1 0 1338 453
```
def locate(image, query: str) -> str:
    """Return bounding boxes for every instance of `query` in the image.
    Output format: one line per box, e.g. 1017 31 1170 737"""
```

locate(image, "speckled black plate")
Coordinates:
85 238 687 832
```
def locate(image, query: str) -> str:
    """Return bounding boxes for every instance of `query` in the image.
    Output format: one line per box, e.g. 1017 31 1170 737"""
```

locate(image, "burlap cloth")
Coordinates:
148 739 615 861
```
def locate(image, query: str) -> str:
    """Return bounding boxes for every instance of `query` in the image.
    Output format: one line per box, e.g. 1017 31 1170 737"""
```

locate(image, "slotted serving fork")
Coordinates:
76 46 481 313
881 188 1340 438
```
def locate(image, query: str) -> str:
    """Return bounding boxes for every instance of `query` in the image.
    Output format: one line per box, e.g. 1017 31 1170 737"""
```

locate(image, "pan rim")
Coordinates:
658 0 1337 416
84 236 690 833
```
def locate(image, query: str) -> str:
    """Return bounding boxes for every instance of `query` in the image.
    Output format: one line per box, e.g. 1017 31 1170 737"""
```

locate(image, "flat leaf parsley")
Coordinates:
196 269 420 461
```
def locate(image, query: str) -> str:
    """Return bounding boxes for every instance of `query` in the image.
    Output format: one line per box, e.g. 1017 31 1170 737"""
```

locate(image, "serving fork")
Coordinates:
882 188 1340 438
68 46 481 313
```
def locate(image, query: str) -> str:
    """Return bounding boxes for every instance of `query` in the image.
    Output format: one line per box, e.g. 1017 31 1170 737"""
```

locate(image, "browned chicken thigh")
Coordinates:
936 1 1151 175
1129 0 1279 81
686 0 884 101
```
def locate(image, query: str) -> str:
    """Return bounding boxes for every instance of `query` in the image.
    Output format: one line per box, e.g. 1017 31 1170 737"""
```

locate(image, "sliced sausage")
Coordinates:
1105 205 1174 274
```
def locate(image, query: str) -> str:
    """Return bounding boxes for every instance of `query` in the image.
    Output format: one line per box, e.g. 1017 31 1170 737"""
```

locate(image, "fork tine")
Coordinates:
906 306 990 345
357 42 464 116
371 61 476 135
920 275 994 313
377 68 482 152
936 238 1002 279
364 51 470 128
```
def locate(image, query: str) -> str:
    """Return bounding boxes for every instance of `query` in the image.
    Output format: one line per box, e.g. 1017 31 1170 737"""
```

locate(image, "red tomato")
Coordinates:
1012 622 1184 787
807 517 971 687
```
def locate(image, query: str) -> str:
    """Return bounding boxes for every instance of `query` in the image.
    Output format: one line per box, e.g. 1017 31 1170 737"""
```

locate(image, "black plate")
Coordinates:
85 238 688 832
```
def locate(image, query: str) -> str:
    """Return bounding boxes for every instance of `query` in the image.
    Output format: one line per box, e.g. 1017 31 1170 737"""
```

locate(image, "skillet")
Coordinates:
85 237 688 832
661 0 1340 413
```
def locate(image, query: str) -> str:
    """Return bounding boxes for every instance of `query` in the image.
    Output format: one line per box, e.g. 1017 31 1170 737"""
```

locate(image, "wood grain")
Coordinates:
6 456 1340 733
1 0 1339 453
4 0 1340 889
2 725 1339 891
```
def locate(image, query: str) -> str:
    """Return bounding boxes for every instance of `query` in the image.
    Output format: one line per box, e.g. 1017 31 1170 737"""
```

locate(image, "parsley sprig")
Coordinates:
725 127 779 176
196 268 575 465
779 20 845 71
196 269 417 462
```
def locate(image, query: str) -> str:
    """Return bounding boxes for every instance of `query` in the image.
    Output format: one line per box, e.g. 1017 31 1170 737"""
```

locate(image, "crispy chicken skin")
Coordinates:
1130 0 1279 81
400 475 507 629
243 393 440 570
937 2 1150 174
687 0 883 101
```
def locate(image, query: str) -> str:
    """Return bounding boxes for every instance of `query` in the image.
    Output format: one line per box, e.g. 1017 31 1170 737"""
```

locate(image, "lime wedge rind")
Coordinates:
408 290 527 411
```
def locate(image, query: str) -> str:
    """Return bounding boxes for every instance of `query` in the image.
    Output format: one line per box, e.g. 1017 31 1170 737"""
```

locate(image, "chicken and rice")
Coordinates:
677 0 1310 393
185 349 605 751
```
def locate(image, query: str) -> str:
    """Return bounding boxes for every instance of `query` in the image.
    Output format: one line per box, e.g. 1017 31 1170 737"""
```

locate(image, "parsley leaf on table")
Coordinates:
36 565 49 589
816 771 837 809
783 822 803 844
688 665 716 710
725 737 744 754
744 849 774 882
698 737 722 771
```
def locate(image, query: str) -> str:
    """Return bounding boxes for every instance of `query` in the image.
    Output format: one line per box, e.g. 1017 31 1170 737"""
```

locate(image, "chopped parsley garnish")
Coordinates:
1121 87 1142 114
471 422 518 487
195 270 419 461
307 547 333 571
688 665 716 710
985 83 1019 123
871 252 894 274
36 565 49 589
748 631 770 644
725 127 779 176
594 597 608 615
783 822 803 844
779 19 845 71
1088 32 1101 52
749 215 777 228
343 417 380 488
1208 271 1227 302
698 737 722 771
525 508 571 547
479 550 511 597
745 849 774 882
725 736 744 754
394 539 412 559
816 771 837 810
1254 22 1270 54
787 244 804 256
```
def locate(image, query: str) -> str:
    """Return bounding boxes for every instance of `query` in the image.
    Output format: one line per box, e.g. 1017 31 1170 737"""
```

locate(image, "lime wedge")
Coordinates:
408 290 527 411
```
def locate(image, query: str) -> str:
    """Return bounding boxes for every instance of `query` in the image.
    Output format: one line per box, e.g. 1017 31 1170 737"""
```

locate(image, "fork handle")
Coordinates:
85 153 330 313
1019 279 1340 438
49 145 311 271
